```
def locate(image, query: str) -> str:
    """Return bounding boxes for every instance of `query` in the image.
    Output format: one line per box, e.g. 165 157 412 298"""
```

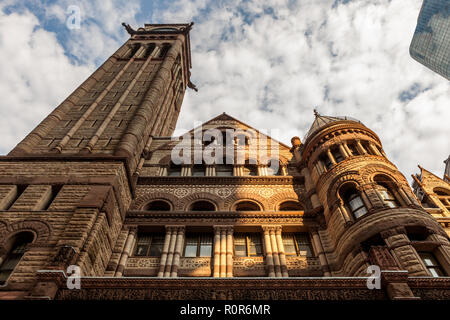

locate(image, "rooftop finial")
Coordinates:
313 108 320 117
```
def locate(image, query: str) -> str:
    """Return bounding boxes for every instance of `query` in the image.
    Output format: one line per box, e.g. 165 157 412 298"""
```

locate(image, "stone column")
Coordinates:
269 228 282 277
170 227 185 277
226 227 234 277
355 139 367 155
343 142 353 156
337 200 352 224
275 227 289 277
326 148 337 165
163 227 178 277
262 227 275 277
339 143 349 158
369 142 382 156
213 227 221 277
220 228 227 277
158 227 173 277
115 227 137 277
311 229 331 276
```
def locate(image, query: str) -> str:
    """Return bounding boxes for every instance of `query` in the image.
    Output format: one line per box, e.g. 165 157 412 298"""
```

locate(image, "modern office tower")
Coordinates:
409 0 450 80
0 24 449 300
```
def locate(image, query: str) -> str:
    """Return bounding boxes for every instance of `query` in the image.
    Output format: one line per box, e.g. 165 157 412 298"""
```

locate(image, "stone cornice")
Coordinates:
137 176 304 185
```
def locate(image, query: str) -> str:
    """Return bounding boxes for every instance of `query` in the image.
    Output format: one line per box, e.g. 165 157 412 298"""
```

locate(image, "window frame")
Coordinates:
133 233 165 257
282 233 313 257
183 233 213 258
233 233 263 257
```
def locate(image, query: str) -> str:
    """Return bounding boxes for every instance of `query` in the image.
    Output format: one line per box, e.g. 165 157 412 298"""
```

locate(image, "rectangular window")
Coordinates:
183 234 213 257
234 233 263 257
419 252 445 277
282 233 313 257
134 233 165 257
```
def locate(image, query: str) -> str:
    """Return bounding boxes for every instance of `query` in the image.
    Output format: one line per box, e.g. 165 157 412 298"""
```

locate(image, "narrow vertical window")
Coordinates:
419 252 445 277
133 233 164 257
0 233 33 285
234 233 263 257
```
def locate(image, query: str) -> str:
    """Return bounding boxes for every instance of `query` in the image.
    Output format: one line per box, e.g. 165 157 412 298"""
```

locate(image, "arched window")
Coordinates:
0 232 34 284
374 176 401 208
378 185 399 208
235 201 260 211
279 201 303 211
340 186 368 219
144 200 171 211
190 201 216 211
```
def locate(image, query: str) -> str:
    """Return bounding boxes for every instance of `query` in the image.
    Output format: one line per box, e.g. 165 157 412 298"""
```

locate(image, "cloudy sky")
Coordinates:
0 0 449 182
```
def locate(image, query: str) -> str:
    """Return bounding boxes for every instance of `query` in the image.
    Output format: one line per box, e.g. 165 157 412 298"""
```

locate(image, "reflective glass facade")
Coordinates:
409 0 450 80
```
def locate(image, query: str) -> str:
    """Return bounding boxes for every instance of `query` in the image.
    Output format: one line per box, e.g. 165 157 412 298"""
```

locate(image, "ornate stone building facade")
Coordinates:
0 24 449 300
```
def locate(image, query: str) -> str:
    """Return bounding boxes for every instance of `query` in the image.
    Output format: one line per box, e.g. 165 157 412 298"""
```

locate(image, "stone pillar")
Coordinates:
311 229 331 276
275 227 289 277
281 166 287 176
355 139 367 155
339 143 349 158
337 201 352 224
170 227 185 277
158 227 173 277
220 228 227 277
343 142 353 156
369 142 382 156
262 226 275 277
114 227 137 277
163 227 178 277
269 228 282 277
226 227 234 277
160 167 168 177
326 148 337 165
213 227 221 277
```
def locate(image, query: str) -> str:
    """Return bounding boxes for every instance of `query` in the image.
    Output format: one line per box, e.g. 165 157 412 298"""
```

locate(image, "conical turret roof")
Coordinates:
304 109 362 141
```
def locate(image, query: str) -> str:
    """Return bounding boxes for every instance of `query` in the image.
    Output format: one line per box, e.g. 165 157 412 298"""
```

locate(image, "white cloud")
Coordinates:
0 6 92 154
154 0 450 180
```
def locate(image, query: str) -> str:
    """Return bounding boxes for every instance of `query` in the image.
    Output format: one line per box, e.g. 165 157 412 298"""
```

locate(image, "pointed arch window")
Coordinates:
0 232 34 284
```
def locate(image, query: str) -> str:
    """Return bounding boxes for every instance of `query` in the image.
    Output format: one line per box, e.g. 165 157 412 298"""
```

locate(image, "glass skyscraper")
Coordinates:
409 0 450 80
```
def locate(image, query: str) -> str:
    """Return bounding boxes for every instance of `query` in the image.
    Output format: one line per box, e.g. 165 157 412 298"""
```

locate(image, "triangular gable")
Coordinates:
152 112 291 153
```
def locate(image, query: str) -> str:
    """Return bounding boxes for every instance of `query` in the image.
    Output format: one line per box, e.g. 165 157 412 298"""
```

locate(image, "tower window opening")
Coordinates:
143 44 156 59
158 44 171 58
331 147 344 163
234 233 263 257
184 234 213 257
320 153 332 170
134 233 165 257
347 142 359 156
